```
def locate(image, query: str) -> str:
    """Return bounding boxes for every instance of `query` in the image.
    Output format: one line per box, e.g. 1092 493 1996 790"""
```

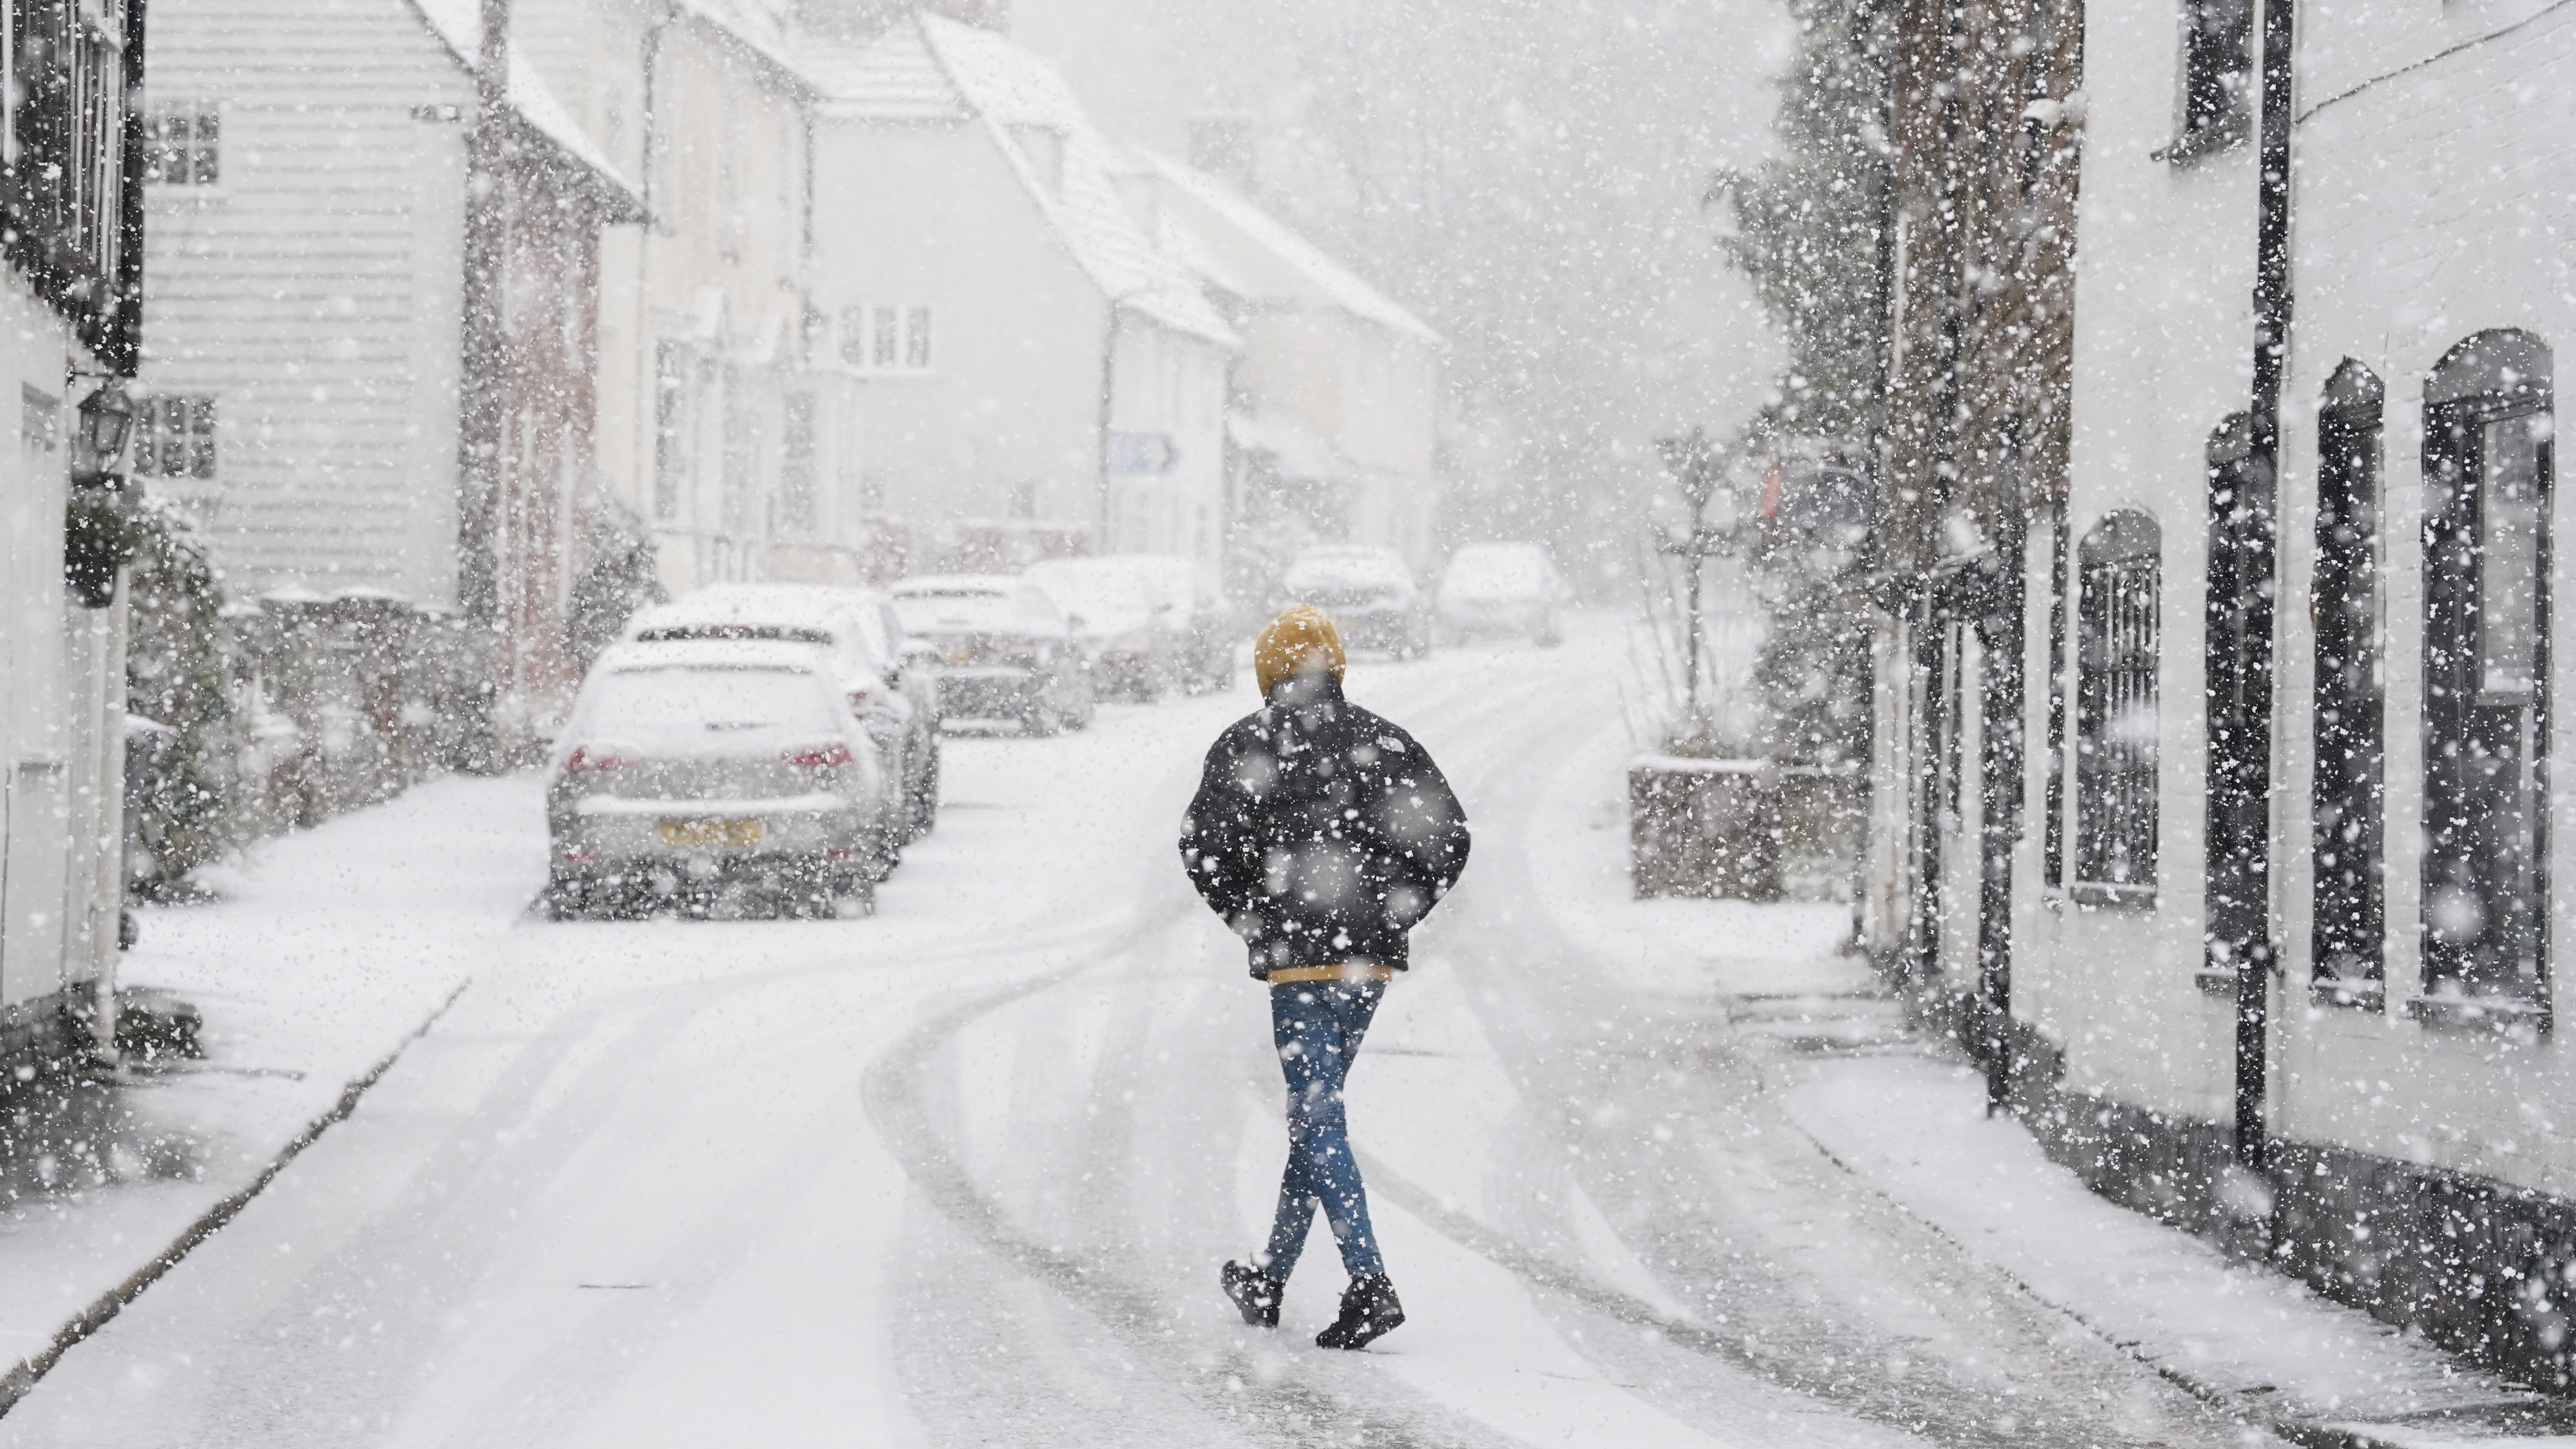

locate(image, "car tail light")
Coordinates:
784 741 855 768
564 744 633 771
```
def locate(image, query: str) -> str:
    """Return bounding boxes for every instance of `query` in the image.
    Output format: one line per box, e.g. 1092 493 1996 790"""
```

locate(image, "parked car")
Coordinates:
1129 555 1237 693
1435 542 1568 646
890 575 1096 735
545 639 892 919
622 584 942 843
1025 557 1179 702
1281 545 1432 657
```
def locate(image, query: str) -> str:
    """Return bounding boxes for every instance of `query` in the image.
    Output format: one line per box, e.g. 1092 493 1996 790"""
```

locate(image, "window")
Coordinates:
143 105 218 185
2075 510 2160 901
719 364 753 535
2165 0 2252 160
2420 330 2554 1021
2045 503 2071 887
2313 361 2386 1003
132 395 214 478
907 306 932 369
839 305 933 372
651 340 690 522
778 392 816 533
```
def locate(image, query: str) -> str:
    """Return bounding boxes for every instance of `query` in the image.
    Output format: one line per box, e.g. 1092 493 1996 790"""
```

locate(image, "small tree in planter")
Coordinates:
124 501 241 894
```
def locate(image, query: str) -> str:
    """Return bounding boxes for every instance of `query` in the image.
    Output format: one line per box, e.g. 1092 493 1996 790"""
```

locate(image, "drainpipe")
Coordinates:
2230 0 2298 1176
454 0 511 772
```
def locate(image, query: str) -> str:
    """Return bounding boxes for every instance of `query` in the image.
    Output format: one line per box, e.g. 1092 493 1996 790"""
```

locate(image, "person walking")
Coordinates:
1178 604 1471 1350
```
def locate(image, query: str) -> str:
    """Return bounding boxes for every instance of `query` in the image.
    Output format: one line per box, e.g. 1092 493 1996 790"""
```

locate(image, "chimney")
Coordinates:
1188 115 1254 196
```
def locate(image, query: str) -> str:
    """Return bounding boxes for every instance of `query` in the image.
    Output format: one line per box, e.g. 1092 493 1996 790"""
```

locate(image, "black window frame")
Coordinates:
2074 509 2161 905
2312 360 2386 1006
142 103 218 186
131 393 214 479
2418 329 2555 1030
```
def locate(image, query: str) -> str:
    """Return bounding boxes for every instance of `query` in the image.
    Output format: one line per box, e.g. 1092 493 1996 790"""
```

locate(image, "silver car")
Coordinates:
623 584 943 845
1435 542 1568 646
545 639 893 918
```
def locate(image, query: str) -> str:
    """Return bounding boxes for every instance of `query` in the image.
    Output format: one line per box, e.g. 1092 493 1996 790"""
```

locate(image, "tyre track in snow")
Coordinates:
861 915 1529 1449
861 668 1551 1449
1393 667 2290 1449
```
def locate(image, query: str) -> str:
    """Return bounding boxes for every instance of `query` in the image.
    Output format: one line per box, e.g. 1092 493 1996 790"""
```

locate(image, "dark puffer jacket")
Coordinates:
1179 671 1471 977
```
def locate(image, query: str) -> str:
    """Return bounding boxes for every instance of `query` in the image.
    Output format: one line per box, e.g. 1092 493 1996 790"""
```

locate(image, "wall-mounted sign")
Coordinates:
1108 430 1177 475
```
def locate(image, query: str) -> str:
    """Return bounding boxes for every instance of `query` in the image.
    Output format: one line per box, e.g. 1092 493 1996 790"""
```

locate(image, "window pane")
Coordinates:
2478 414 2542 700
872 306 897 367
906 306 932 368
193 110 219 185
838 307 866 368
186 398 216 478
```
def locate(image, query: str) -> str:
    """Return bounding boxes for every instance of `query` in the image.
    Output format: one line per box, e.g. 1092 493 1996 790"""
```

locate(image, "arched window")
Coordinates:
2314 361 2385 1003
2421 330 2554 1020
2076 510 2161 902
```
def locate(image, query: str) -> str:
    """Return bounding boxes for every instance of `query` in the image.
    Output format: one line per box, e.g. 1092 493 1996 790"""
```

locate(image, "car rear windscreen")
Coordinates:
580 666 837 750
894 590 1029 634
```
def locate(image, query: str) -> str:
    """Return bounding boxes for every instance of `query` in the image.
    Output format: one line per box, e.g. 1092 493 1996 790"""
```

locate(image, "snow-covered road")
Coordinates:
0 630 2394 1446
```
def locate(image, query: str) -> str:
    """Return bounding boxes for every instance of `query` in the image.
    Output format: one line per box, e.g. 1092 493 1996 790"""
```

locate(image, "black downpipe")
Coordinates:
1913 592 1948 985
2230 0 2297 1175
106 0 145 376
1978 500 2027 1112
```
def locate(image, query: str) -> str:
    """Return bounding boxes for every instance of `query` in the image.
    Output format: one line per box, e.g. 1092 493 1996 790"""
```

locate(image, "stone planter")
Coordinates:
1629 755 1784 901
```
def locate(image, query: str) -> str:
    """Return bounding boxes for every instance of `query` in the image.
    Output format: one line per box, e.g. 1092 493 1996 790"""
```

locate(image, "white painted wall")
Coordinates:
0 289 125 1046
809 114 1231 564
2009 0 2576 1194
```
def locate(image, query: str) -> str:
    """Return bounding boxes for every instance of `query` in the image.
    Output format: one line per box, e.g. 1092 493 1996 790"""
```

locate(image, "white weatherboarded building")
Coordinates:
140 0 639 737
798 14 1237 575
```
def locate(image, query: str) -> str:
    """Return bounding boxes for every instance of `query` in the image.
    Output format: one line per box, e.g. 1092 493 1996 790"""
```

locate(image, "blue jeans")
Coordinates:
1259 979 1386 1281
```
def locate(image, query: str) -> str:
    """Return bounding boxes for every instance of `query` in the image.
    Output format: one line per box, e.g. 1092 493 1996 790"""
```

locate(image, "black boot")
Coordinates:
1314 1274 1404 1349
1221 1260 1283 1329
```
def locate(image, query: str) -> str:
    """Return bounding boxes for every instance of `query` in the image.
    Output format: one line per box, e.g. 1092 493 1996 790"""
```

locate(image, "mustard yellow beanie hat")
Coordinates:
1254 604 1347 696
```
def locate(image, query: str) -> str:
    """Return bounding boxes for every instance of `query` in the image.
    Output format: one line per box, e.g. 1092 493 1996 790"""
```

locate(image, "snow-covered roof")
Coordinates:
799 16 1236 347
1228 396 1355 483
1144 153 1440 347
403 0 644 220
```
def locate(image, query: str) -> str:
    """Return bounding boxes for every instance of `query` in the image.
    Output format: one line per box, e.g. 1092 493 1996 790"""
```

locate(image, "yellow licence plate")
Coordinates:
945 642 974 664
659 817 762 847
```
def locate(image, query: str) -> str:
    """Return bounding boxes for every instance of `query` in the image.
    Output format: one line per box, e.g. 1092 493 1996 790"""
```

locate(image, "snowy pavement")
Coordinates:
0 622 2567 1446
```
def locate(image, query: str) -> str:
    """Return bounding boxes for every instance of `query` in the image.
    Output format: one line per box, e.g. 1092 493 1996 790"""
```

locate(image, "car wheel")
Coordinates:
1022 696 1061 737
543 873 588 921
1063 685 1097 731
834 864 877 918
909 745 941 837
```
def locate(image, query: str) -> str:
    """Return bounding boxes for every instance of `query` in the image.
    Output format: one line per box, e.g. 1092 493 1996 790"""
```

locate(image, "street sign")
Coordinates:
1108 431 1177 475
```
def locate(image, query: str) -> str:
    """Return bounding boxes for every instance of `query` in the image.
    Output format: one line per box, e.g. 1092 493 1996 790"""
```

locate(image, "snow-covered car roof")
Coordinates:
626 584 898 666
1285 546 1414 589
1441 543 1559 598
890 574 1025 596
589 638 829 676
